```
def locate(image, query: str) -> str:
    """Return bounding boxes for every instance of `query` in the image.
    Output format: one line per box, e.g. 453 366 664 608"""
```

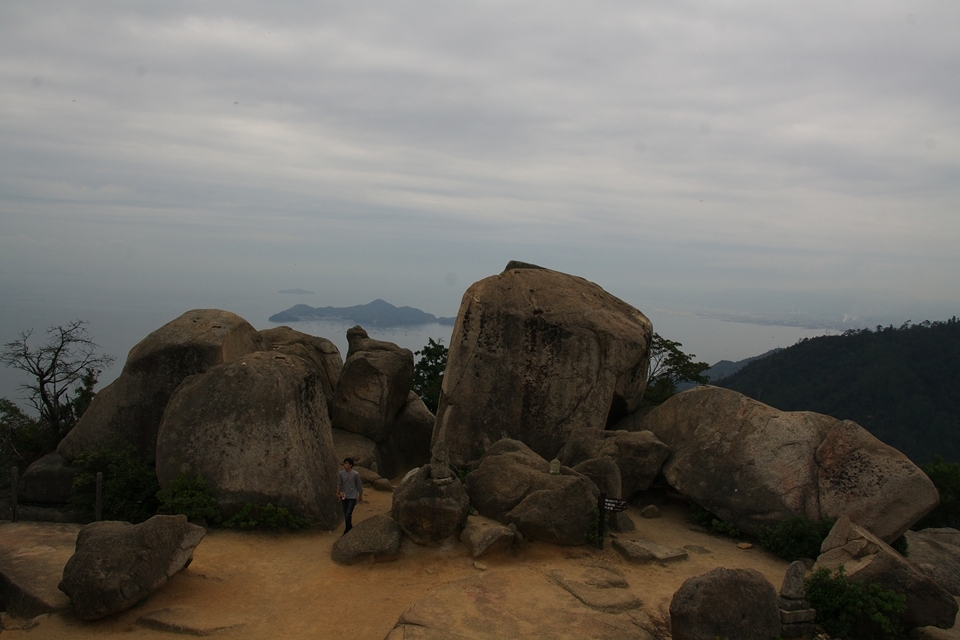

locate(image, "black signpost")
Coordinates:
596 492 627 549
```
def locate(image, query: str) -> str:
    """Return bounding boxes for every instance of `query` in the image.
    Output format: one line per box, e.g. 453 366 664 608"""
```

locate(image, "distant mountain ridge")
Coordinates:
269 299 456 327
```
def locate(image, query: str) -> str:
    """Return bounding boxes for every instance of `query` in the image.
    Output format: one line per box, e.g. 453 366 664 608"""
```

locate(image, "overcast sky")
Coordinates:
2 2 958 374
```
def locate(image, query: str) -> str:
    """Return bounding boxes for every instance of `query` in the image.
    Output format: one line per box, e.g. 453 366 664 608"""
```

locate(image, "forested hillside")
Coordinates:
716 318 960 464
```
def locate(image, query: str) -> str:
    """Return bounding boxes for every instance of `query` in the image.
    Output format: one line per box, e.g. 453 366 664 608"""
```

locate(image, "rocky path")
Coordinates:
2 489 958 639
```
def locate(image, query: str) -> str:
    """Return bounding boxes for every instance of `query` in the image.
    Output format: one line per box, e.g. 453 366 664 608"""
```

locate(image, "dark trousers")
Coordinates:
342 498 357 533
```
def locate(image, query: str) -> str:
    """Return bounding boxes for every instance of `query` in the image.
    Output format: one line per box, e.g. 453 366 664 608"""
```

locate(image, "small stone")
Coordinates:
683 544 712 555
473 561 487 571
1 613 48 631
780 608 816 624
737 542 753 549
640 505 660 518
549 458 561 475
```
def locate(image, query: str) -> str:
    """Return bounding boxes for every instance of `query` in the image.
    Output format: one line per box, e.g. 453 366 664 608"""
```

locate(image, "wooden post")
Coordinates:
597 492 606 550
95 472 103 522
10 466 17 523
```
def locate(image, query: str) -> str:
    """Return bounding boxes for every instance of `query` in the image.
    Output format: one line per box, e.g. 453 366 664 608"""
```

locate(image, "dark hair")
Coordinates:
343 458 354 466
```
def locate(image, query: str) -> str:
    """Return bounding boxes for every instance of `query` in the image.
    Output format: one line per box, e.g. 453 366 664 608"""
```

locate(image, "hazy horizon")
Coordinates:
2 3 957 405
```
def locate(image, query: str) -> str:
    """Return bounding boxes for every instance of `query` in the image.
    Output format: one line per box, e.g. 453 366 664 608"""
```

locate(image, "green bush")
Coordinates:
757 515 836 561
156 474 222 524
915 455 960 529
69 447 160 523
805 566 906 640
222 503 311 530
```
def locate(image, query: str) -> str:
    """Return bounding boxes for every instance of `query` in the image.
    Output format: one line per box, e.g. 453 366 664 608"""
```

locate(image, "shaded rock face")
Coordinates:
58 515 204 620
560 429 670 499
639 386 938 541
331 515 403 565
391 463 469 545
669 567 780 640
259 326 343 409
376 392 435 479
434 265 653 466
464 439 599 546
59 309 267 463
816 516 958 630
155 351 342 529
18 453 79 505
459 517 515 558
906 528 960 596
331 326 414 443
332 429 381 472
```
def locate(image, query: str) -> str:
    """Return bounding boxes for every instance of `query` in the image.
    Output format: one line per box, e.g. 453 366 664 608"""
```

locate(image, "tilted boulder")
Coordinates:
155 351 342 529
434 263 653 466
905 528 960 596
391 446 469 545
377 391 434 479
331 514 403 565
331 326 413 443
638 386 938 541
464 439 599 546
259 326 343 409
815 516 958 630
58 515 204 620
59 309 267 463
669 567 781 640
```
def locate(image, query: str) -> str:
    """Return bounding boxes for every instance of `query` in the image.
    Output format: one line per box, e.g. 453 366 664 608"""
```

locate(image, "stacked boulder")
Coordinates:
464 439 599 546
778 561 817 638
331 326 433 478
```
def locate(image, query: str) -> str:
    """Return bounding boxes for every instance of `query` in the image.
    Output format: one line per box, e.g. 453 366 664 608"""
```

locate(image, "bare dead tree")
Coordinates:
1 320 114 443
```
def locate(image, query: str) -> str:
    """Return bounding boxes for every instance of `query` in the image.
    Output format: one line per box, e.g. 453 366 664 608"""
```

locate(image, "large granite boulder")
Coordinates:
391 447 470 545
58 515 204 620
330 326 413 443
377 391 434 479
815 516 958 630
905 528 960 595
155 351 342 529
18 452 79 505
259 326 343 409
464 439 599 546
434 263 653 466
331 514 403 565
638 386 938 541
669 567 781 640
58 309 267 463
559 428 670 499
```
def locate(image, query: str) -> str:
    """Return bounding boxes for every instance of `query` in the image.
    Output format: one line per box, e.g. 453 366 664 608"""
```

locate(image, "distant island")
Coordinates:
278 288 315 295
269 299 456 327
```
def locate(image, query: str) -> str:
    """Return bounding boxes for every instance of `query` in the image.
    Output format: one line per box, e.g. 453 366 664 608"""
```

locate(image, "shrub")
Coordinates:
757 515 836 561
688 502 740 537
915 455 960 529
156 474 222 524
221 503 311 530
805 566 906 640
69 447 160 523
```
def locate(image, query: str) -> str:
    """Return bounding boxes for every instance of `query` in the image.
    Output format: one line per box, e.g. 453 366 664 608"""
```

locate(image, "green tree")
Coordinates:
642 333 709 406
413 337 448 413
1 397 40 475
1 320 113 458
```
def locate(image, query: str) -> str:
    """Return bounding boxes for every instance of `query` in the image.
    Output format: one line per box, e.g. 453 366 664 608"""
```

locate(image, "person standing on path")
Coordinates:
337 458 363 534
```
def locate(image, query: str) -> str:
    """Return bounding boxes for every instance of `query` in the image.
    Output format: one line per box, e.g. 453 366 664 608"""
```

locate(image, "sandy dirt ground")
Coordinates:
4 487 960 640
